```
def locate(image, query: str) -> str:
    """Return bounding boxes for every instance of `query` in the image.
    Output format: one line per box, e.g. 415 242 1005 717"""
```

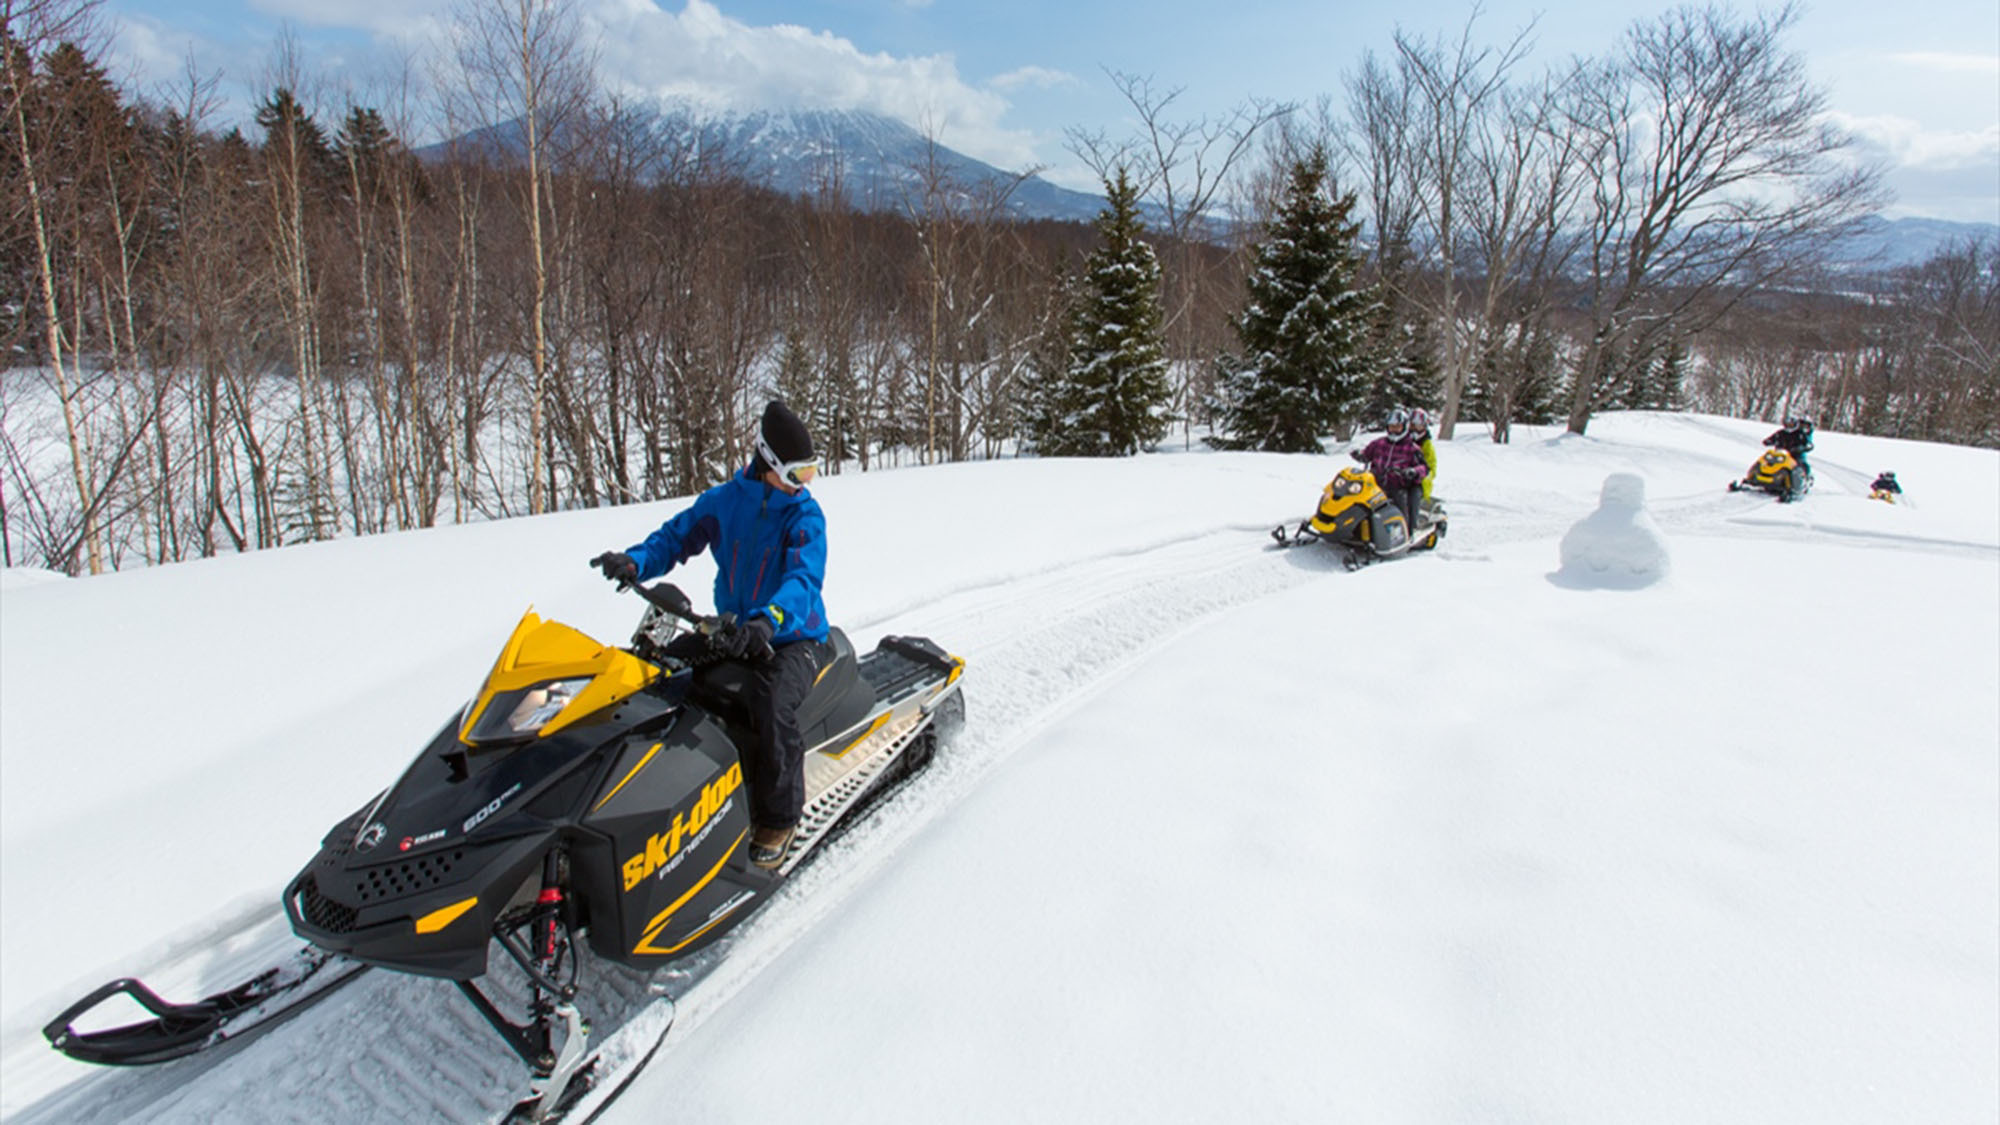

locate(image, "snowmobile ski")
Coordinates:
42 945 370 1066
495 998 676 1125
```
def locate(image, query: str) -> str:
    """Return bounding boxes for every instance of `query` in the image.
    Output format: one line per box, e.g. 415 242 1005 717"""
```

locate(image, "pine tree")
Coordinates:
1017 266 1080 454
1039 168 1173 457
1212 148 1376 451
1362 295 1440 427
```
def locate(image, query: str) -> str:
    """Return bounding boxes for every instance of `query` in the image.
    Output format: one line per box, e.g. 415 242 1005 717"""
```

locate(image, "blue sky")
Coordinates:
99 0 1999 222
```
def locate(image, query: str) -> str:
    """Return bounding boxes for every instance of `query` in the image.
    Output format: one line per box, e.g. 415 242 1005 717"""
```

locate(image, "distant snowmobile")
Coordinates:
44 580 965 1122
1270 465 1446 569
1729 448 1811 502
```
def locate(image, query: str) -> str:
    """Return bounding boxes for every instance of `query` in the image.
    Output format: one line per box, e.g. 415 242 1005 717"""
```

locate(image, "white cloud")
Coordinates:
989 65 1079 92
583 0 1042 171
1830 111 2000 171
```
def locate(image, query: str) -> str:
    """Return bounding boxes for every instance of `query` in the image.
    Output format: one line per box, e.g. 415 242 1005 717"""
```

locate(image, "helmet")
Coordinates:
1385 407 1410 437
1880 470 1895 480
1798 418 1815 434
1409 408 1431 435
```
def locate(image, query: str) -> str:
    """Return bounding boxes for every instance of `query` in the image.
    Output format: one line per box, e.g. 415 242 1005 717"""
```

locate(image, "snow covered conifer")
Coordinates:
1212 148 1375 451
1042 167 1172 457
1018 266 1082 454
1362 295 1440 426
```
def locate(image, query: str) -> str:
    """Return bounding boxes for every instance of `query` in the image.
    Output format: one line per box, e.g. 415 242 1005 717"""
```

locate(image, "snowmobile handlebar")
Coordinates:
629 579 698 622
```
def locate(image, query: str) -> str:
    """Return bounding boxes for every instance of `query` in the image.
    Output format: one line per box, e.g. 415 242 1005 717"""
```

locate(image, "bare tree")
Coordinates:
445 0 595 513
902 123 1034 463
1561 3 1884 434
4 0 114 571
1461 71 1587 440
1382 11 1536 439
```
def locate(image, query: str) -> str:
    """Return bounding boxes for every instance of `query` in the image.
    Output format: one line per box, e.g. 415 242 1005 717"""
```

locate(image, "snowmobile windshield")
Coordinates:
464 677 593 743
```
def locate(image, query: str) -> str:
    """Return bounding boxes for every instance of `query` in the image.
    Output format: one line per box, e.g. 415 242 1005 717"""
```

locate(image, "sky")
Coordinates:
2 413 1995 1121
92 0 1999 221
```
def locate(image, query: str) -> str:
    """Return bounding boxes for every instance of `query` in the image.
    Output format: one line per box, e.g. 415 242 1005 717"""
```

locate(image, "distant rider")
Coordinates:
1763 417 1815 488
1758 417 1815 502
591 400 829 869
1408 407 1439 523
1870 471 1902 501
1352 407 1429 533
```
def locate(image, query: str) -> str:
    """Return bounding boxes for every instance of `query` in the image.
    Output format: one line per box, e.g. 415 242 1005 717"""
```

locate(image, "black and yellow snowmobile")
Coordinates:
1270 466 1447 570
1728 448 1811 502
44 579 964 1121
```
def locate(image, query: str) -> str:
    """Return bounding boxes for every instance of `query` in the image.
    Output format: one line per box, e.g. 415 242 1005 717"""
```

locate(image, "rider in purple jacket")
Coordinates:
1352 407 1430 530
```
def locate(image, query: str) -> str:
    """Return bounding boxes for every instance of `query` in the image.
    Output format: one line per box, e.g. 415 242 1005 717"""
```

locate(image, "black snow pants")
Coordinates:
741 639 827 830
1385 483 1423 538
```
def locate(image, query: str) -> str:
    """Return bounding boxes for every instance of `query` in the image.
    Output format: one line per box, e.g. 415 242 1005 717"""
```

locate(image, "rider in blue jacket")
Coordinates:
592 400 828 868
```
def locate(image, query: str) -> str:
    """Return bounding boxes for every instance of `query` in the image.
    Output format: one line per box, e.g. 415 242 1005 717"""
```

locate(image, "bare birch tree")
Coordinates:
446 0 595 513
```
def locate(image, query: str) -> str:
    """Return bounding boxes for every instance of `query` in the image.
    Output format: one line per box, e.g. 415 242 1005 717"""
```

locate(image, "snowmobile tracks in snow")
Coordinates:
9 530 1399 1124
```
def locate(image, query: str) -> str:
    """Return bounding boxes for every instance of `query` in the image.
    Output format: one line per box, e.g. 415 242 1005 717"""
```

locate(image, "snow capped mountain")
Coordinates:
672 102 1113 222
428 100 1113 223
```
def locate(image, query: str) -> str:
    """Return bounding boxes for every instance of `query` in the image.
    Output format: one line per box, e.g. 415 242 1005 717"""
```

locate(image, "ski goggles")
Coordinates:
756 433 818 488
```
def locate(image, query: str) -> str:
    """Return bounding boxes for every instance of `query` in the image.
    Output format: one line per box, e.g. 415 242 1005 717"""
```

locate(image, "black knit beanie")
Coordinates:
756 400 814 470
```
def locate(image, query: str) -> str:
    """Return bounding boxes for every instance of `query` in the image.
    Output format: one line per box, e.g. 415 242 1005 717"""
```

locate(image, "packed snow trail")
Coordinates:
7 528 1353 1123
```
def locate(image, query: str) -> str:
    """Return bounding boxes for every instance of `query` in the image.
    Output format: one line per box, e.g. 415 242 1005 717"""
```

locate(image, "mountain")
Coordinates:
1828 214 1998 271
425 102 1117 224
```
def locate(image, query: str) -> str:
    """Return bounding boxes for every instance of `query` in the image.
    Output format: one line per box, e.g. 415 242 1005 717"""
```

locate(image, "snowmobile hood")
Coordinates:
458 610 661 745
1311 467 1384 528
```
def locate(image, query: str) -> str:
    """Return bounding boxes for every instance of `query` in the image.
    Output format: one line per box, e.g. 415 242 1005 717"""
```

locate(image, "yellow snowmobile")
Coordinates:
1270 466 1446 570
1729 448 1810 502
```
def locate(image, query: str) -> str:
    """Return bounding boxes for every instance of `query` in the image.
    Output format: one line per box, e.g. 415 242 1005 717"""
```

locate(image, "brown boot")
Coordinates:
749 824 795 869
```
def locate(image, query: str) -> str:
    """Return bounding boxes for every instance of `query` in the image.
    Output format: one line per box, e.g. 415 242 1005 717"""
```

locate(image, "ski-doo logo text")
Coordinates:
400 829 446 851
621 763 743 892
463 782 523 834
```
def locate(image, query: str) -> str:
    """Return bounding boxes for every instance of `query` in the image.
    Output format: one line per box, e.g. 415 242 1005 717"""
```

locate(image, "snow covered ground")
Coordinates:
2 412 1995 1122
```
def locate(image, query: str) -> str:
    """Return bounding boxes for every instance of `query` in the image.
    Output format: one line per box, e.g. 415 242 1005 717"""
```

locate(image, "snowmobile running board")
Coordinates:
42 946 371 1066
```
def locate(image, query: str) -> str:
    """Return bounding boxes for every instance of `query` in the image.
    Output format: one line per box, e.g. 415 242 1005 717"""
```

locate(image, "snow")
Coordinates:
1556 472 1672 588
1 412 1995 1123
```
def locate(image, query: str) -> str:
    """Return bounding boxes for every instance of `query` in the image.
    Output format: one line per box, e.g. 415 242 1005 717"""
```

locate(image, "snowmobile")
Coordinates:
1270 465 1447 570
1729 448 1811 502
44 578 965 1121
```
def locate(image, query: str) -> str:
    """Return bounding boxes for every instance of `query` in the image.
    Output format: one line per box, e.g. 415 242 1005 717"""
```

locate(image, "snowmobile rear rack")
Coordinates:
42 947 370 1066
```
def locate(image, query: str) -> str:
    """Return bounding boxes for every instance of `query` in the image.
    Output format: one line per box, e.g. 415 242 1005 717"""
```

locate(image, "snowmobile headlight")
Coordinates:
466 677 594 742
1336 477 1361 497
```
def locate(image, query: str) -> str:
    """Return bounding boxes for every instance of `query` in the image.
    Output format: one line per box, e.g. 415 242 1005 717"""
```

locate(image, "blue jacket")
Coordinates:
626 468 829 644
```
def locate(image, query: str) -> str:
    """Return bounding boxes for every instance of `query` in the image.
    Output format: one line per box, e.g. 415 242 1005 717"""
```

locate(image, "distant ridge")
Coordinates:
424 102 1994 269
1829 215 1998 271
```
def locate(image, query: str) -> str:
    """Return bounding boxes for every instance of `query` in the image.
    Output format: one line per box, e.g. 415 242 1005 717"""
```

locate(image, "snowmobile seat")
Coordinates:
687 628 873 745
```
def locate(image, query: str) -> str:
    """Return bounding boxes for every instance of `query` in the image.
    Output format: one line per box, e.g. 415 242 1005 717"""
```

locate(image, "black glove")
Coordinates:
717 615 774 662
590 551 638 585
